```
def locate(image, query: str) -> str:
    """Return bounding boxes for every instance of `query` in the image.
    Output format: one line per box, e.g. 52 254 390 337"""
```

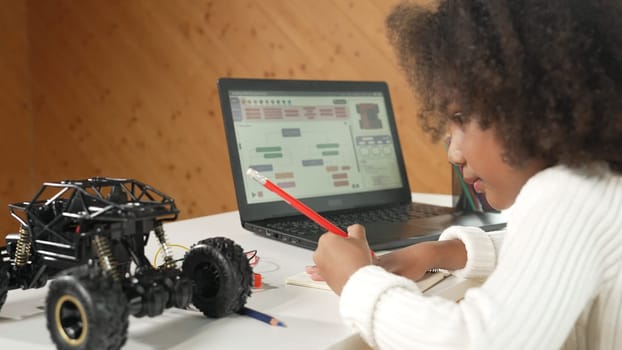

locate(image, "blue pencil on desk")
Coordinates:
238 306 287 327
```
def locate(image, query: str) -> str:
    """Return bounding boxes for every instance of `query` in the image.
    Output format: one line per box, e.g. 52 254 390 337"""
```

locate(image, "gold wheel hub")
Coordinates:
55 294 88 346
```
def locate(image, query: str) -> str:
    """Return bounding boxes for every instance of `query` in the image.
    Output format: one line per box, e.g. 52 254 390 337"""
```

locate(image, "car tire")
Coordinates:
182 237 252 318
46 264 129 350
0 260 9 311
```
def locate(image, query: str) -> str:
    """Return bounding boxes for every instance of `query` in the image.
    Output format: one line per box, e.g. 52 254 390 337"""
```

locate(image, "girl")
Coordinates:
311 1 622 349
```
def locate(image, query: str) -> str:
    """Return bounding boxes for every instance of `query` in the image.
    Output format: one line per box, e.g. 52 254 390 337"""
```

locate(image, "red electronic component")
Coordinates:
253 272 262 288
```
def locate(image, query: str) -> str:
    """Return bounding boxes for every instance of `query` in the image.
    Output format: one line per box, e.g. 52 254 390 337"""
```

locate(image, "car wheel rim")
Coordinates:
195 262 220 298
55 294 88 346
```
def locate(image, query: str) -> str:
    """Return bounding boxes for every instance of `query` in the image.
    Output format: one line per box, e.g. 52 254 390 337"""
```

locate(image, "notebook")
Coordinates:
286 270 449 293
218 78 506 251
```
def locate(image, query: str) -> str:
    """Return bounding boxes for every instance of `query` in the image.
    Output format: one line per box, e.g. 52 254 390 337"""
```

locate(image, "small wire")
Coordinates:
152 243 190 268
245 249 257 260
244 250 263 288
245 249 260 267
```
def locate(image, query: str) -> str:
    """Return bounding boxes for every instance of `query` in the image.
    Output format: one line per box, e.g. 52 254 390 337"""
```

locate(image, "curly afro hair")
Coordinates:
386 0 622 171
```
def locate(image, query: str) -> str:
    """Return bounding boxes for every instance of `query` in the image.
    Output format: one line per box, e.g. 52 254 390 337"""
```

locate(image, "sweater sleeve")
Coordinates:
339 165 611 350
438 226 504 279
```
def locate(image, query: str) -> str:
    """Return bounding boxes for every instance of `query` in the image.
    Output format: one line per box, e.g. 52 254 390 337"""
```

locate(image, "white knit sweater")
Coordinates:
340 164 622 349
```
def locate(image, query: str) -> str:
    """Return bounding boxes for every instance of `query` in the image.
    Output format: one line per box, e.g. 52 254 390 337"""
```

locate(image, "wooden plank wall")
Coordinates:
0 0 34 240
1 0 450 240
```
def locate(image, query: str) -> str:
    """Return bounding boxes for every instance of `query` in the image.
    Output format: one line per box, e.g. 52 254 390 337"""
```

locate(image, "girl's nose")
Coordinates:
445 130 465 166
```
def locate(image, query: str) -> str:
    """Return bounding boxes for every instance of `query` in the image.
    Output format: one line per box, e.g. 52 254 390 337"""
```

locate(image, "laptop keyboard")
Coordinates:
265 203 454 236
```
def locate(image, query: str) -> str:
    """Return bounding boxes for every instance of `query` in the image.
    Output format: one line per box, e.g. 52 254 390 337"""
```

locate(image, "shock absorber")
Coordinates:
15 225 32 267
93 235 120 281
154 223 175 269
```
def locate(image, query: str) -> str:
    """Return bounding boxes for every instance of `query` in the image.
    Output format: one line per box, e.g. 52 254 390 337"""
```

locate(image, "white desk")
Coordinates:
0 193 476 349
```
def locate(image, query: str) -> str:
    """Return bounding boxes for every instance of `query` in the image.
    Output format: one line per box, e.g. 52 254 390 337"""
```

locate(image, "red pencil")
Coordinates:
246 168 348 237
246 168 376 258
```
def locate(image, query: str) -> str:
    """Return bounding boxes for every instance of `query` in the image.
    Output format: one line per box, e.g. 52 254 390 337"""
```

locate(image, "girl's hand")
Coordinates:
306 242 379 281
304 264 324 281
375 242 439 281
307 242 434 282
312 224 373 295
308 239 468 284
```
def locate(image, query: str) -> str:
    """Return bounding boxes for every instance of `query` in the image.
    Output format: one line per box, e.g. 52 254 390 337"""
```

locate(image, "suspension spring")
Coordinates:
15 226 32 267
154 223 175 269
93 235 120 281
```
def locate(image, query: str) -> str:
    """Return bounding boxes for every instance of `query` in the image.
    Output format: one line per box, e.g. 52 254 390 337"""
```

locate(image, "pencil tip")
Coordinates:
269 318 287 327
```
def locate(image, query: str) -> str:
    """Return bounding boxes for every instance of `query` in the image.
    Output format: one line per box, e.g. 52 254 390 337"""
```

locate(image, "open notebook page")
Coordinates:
286 270 449 293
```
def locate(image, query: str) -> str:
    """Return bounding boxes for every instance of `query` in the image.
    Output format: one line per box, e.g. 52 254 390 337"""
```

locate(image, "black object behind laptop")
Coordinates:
218 78 506 251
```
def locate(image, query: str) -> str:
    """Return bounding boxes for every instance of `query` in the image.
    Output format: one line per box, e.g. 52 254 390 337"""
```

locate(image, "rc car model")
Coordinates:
0 177 253 349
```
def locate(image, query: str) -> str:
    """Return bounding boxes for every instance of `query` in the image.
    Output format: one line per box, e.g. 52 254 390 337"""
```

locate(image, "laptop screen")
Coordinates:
219 79 412 221
229 89 404 204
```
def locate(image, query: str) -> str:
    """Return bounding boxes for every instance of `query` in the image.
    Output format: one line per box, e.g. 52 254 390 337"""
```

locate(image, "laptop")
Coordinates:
218 78 506 251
